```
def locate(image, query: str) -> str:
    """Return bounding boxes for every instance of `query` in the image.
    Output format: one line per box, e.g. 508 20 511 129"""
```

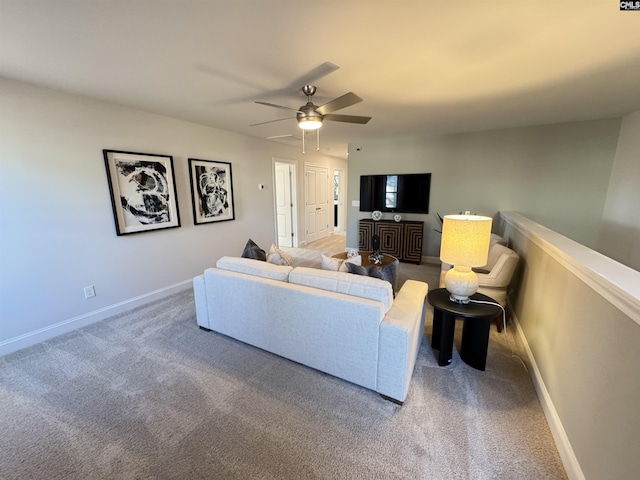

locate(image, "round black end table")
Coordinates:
427 288 502 371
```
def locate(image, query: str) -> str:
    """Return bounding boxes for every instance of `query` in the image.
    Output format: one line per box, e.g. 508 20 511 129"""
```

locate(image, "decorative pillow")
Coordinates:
345 262 368 276
322 254 362 272
267 252 283 265
321 254 341 271
346 261 398 292
267 244 293 266
367 263 398 291
241 238 266 261
277 247 293 266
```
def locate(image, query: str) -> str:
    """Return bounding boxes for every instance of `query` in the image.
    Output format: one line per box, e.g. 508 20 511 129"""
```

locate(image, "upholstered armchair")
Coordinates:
439 241 520 331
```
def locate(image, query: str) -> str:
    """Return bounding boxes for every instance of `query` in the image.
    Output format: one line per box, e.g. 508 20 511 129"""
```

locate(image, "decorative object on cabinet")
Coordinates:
371 210 382 221
359 219 423 264
394 214 402 222
188 158 235 225
371 234 380 252
103 149 181 236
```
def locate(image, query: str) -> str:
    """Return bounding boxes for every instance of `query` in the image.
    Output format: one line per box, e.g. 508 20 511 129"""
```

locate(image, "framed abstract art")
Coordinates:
188 158 235 225
103 149 181 235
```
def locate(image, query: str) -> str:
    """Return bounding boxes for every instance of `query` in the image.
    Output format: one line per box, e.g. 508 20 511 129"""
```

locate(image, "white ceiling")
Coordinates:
2 0 640 158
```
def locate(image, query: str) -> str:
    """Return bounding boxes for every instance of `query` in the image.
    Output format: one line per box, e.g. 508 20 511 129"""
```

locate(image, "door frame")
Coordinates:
333 168 346 234
272 158 298 248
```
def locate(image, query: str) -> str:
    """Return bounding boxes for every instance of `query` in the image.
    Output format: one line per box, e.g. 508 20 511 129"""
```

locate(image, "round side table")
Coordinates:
427 288 502 371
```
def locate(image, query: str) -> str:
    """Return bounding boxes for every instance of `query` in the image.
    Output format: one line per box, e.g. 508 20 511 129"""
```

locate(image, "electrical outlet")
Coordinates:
84 285 96 299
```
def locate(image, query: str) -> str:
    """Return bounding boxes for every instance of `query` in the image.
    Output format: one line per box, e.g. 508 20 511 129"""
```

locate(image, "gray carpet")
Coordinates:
0 263 567 479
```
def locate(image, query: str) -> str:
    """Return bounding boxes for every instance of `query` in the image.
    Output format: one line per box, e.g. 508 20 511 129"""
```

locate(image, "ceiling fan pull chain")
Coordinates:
302 130 305 154
317 128 320 151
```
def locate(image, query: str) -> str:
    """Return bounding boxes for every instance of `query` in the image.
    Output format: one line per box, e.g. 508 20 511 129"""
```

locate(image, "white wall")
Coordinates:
501 212 640 480
597 109 640 270
346 119 621 257
0 77 346 353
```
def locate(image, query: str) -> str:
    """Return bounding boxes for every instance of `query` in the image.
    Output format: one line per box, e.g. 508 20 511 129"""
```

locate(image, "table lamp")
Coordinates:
440 213 493 304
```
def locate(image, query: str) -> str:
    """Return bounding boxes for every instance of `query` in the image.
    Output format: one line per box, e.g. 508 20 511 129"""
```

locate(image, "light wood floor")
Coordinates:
303 233 347 253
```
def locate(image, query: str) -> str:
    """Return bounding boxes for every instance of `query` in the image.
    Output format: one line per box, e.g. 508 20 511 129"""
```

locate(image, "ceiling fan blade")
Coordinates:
254 101 301 112
316 92 363 115
250 117 296 127
323 113 371 125
292 62 340 88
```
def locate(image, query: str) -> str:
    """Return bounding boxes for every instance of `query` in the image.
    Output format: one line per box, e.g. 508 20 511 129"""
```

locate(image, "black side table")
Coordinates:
427 288 502 371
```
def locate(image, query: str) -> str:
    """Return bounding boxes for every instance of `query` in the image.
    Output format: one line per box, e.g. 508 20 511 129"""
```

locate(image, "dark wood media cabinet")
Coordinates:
358 219 424 264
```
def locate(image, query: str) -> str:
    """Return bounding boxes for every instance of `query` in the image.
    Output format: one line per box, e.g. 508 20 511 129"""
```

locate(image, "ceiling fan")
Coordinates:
251 65 371 152
251 84 372 130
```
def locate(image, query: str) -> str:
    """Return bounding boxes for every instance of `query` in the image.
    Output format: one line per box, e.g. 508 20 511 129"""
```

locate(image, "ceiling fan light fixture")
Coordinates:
298 118 323 130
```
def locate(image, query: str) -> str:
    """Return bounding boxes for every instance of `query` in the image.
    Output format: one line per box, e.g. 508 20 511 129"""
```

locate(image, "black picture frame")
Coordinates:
188 158 235 225
103 149 181 236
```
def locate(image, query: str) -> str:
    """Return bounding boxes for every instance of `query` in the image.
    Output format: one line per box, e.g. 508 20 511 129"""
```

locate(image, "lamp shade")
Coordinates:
440 214 492 267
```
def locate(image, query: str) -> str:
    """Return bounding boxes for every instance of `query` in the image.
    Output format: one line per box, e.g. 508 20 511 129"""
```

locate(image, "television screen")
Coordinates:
359 173 431 214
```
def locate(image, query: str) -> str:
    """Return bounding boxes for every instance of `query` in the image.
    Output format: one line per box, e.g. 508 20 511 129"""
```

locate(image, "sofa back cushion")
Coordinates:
216 256 293 281
289 267 393 313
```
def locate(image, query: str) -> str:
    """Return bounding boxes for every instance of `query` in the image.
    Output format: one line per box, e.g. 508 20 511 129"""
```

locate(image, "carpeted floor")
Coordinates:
0 250 567 480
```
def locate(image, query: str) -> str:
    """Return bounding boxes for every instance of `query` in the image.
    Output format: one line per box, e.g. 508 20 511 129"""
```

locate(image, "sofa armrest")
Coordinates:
476 252 519 288
377 280 429 403
193 274 209 329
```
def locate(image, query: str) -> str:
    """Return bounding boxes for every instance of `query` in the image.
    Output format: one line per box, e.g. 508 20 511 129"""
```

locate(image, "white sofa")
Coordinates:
193 256 429 404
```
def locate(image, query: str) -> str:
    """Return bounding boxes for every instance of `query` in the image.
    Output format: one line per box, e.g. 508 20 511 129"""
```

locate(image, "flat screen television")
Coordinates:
359 173 431 214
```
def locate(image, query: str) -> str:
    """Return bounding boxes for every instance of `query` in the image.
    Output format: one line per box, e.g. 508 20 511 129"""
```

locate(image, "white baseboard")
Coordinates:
0 280 192 356
510 307 586 480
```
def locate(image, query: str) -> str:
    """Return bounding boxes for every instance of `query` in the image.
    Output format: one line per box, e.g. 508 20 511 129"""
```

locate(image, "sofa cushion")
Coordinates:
321 254 362 272
289 267 393 313
216 256 292 281
241 238 266 261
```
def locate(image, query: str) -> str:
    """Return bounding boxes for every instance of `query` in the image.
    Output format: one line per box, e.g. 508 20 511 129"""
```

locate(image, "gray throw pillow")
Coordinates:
345 262 368 276
347 261 398 293
241 238 266 261
367 263 398 289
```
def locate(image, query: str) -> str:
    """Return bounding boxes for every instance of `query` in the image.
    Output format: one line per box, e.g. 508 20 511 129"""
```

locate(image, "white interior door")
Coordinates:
274 163 294 247
304 164 329 244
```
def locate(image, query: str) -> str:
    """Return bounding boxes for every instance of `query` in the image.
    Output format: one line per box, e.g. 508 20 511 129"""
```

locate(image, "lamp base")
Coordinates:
444 266 478 304
448 294 471 304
